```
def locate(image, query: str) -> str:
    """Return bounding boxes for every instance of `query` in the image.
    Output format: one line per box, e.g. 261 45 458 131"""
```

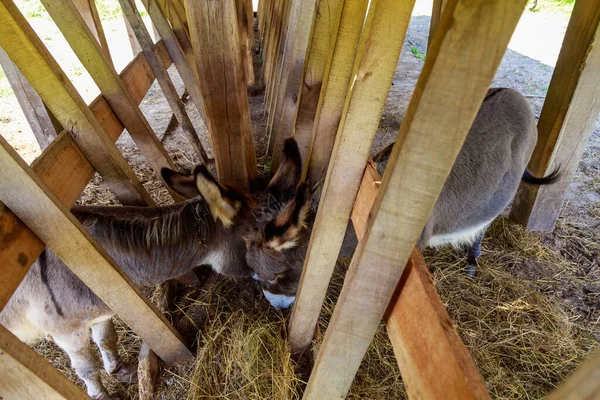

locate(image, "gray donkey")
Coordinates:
244 88 559 307
0 165 261 400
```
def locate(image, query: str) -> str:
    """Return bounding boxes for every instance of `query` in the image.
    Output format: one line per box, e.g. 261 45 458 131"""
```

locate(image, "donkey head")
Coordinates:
243 139 312 309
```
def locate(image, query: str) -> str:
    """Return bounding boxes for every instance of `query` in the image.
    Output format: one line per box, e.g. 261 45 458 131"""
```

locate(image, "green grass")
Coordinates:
528 0 575 14
410 45 426 61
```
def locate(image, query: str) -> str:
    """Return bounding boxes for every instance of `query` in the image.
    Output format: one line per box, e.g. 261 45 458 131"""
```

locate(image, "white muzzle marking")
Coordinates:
262 291 295 310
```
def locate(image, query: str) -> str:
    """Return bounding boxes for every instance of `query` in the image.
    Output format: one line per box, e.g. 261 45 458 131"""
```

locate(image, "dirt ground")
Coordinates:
1 0 599 398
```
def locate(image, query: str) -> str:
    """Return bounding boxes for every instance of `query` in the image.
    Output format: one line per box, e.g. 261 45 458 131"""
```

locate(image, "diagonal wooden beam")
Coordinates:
0 0 153 206
0 325 90 400
72 0 113 64
288 0 414 353
0 43 173 312
0 135 193 365
509 0 600 232
119 0 209 164
40 0 186 201
303 0 526 396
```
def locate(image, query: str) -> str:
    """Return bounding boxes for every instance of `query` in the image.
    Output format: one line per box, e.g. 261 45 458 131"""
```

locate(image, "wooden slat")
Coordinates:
0 45 57 150
236 0 255 87
268 0 317 169
0 135 193 365
119 0 209 164
142 0 206 124
288 0 413 353
186 0 257 189
157 0 193 66
350 163 490 400
0 325 90 400
509 0 600 232
72 0 113 63
124 12 142 55
428 0 447 50
303 0 370 183
303 0 526 396
546 347 600 400
291 0 344 161
0 0 153 206
0 42 173 312
40 0 185 201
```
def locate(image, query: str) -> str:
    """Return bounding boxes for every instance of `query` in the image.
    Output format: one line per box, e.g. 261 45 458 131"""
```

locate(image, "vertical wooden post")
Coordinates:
288 0 413 353
291 0 344 161
0 325 90 400
0 45 57 150
303 0 370 183
236 0 255 86
0 135 193 365
0 0 154 206
40 0 188 201
142 0 206 123
546 347 600 400
267 0 318 169
185 0 257 189
119 0 209 164
428 0 446 50
156 0 193 65
72 0 112 63
303 0 526 396
509 0 600 232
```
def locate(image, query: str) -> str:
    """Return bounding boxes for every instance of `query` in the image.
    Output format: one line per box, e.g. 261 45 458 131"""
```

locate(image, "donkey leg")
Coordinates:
53 327 115 400
465 230 485 277
91 319 138 383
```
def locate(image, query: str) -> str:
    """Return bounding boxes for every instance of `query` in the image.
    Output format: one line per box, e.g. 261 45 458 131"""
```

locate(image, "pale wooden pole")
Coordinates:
72 0 113 63
303 0 526 396
546 347 600 400
509 0 600 231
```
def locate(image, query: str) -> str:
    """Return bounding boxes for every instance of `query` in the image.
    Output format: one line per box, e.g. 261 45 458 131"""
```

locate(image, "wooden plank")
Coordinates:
350 163 490 400
186 0 257 189
546 347 600 400
236 0 255 87
303 0 526 396
142 0 207 124
124 11 142 55
428 0 446 50
0 0 153 206
292 0 344 162
41 0 185 201
509 0 600 232
288 0 413 354
72 0 113 63
0 45 57 150
267 0 318 169
119 0 209 164
0 325 90 400
156 0 193 66
0 42 173 312
264 0 290 127
0 135 193 365
303 0 370 183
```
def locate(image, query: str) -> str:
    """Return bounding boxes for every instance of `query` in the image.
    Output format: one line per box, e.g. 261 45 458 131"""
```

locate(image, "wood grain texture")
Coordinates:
303 0 369 183
546 347 600 400
509 0 600 232
303 0 526 396
428 0 446 50
186 0 257 189
142 0 207 124
119 0 209 165
0 325 90 400
0 0 153 206
292 0 344 162
41 0 184 201
350 164 490 400
0 45 57 150
0 136 193 365
288 0 414 354
0 43 173 312
236 0 255 86
268 0 317 169
156 0 193 66
72 0 112 63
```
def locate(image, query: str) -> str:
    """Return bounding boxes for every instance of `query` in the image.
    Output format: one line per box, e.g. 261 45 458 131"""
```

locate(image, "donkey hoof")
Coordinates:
114 362 138 383
465 264 477 278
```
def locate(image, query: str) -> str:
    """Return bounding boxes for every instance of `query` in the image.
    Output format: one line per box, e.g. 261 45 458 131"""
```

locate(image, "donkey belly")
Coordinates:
427 219 492 248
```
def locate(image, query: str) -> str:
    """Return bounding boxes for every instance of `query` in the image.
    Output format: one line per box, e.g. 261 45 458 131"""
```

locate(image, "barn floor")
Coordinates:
1 0 599 399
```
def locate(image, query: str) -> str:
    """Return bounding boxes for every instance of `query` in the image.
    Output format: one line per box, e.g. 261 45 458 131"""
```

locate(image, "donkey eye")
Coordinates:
268 277 278 284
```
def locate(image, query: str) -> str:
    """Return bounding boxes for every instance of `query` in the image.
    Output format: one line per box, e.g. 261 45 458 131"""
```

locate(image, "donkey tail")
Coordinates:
521 167 560 185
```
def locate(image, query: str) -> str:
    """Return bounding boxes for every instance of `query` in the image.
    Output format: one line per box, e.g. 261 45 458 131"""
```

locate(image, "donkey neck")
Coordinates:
72 197 221 286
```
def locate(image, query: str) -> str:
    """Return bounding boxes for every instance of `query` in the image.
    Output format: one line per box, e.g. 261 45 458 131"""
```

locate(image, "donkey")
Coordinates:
0 165 258 400
243 88 559 308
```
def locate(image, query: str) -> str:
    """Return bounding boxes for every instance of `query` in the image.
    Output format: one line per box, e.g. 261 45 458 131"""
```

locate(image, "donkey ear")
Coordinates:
193 165 243 228
264 182 310 251
161 168 200 199
267 138 302 202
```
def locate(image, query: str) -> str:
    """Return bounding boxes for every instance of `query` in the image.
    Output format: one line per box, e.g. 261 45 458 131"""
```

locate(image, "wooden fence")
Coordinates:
0 0 599 398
